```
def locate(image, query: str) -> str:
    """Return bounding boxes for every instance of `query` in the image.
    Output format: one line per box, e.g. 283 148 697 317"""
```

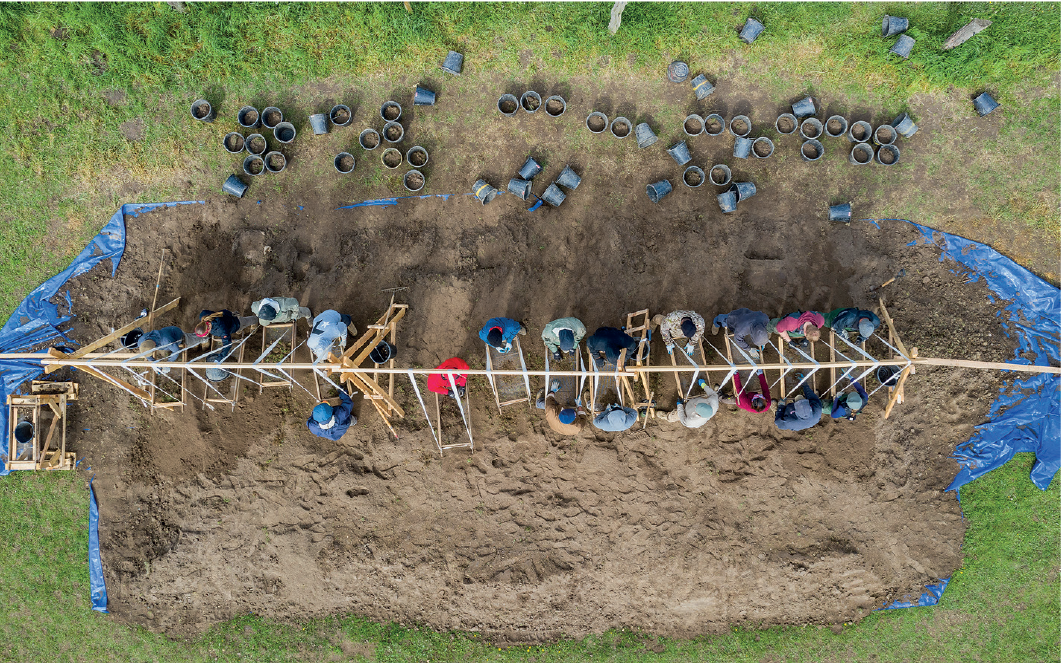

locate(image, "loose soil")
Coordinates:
331 108 349 125
546 98 565 116
499 99 518 115
267 153 286 171
611 121 630 137
384 124 403 142
710 167 730 185
337 154 354 173
880 148 896 165
245 158 263 175
851 123 868 141
876 127 895 144
405 171 425 190
408 149 428 167
382 149 402 168
247 135 267 155
683 169 703 186
522 94 540 112
777 116 795 134
853 146 872 164
263 109 282 127
383 103 401 121
730 118 748 135
192 104 208 119
360 131 380 149
753 139 773 158
827 118 844 136
706 116 724 135
587 114 606 132
684 117 703 135
241 109 259 126
802 121 822 139
802 143 821 159
224 134 244 153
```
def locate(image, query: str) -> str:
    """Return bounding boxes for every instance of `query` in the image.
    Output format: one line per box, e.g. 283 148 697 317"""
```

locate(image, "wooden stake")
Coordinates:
147 249 167 330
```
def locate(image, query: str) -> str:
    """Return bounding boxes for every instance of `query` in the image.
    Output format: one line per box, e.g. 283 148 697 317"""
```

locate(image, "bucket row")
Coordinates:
644 177 757 211
497 93 567 118
473 159 581 207
584 113 661 147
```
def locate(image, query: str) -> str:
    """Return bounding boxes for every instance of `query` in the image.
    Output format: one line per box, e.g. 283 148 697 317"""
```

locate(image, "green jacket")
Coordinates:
251 297 310 325
541 317 587 353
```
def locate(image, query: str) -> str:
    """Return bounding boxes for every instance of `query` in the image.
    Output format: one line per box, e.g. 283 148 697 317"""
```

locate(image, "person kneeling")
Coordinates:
307 391 356 441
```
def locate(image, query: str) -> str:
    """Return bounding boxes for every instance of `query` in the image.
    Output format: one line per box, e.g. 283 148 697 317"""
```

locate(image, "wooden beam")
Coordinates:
883 365 914 419
44 298 180 373
877 298 909 358
942 18 991 50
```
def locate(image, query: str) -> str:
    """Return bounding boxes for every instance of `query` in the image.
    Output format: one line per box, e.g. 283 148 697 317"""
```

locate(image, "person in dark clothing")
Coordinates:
774 375 823 431
586 327 641 368
824 308 881 344
194 310 257 354
306 391 356 440
830 383 869 420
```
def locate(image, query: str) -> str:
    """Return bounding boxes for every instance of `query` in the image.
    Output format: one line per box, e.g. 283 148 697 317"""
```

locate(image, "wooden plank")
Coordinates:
942 18 991 50
44 298 180 373
877 298 909 358
829 331 837 398
75 363 153 401
339 361 406 418
883 365 914 419
343 306 407 365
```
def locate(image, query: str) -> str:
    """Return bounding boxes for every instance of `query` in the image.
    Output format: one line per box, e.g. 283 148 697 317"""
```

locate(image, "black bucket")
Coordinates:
545 95 567 118
308 113 329 135
709 164 732 186
556 165 581 190
690 74 715 100
882 15 909 38
733 136 753 159
635 122 658 148
610 116 631 139
329 104 352 127
498 94 519 116
667 140 692 166
849 142 873 165
848 120 872 143
586 111 608 134
222 174 248 198
381 147 403 169
441 50 463 75
403 169 425 192
406 145 429 168
382 121 404 143
120 328 144 349
237 105 260 129
190 99 215 123
801 139 824 162
413 86 436 106
381 101 402 122
334 152 356 174
739 17 765 44
243 154 265 176
520 91 541 113
667 60 690 83
775 113 798 135
262 107 283 130
716 189 737 213
683 113 704 136
264 151 287 174
542 183 566 207
791 96 816 118
873 124 896 146
683 165 705 188
752 136 775 159
877 365 902 386
369 340 397 364
800 117 823 140
473 179 499 205
223 132 245 154
273 121 296 144
518 157 542 180
973 92 1000 117
507 178 532 200
825 115 848 138
890 112 918 138
359 128 381 150
890 34 915 59
730 181 756 201
14 421 33 445
646 180 673 203
729 115 751 137
829 202 852 222
704 114 726 137
876 144 900 166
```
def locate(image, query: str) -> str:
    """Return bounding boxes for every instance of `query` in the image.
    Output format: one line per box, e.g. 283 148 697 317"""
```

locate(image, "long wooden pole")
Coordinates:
146 249 166 330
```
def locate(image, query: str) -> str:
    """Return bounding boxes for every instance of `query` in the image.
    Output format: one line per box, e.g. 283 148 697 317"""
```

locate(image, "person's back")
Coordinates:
306 392 356 440
428 357 469 397
252 297 311 326
824 307 880 342
593 404 638 432
775 382 823 431
586 327 639 366
479 317 525 353
675 391 718 428
542 317 587 358
712 308 769 353
657 310 705 351
308 310 352 361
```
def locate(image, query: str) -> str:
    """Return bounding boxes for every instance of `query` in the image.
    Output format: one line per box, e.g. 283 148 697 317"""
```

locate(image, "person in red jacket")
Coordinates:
724 369 772 413
428 357 469 399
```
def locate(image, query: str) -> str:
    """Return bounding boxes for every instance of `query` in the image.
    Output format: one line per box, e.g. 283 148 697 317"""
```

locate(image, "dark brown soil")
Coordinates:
546 99 565 116
382 149 402 168
522 94 540 111
802 143 821 159
241 109 258 126
337 155 354 172
263 109 282 127
405 171 425 189
360 131 379 149
880 148 896 165
331 108 349 124
777 116 795 134
499 99 517 114
684 117 703 135
731 118 748 135
710 167 729 185
587 115 606 132
706 117 724 134
408 149 428 167
193 104 208 118
852 124 868 141
853 146 872 163
384 124 403 141
245 158 263 175
753 139 772 157
802 121 822 139
383 103 401 121
612 121 629 137
224 134 244 152
876 126 895 144
247 136 266 154
267 153 286 171
684 169 703 186
827 119 843 135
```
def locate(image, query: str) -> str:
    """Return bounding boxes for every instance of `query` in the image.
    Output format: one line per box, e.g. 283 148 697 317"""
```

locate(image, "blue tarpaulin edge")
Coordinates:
89 478 109 612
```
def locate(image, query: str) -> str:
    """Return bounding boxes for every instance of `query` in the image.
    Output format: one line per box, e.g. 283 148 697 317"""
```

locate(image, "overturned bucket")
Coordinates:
873 124 896 146
223 132 245 154
222 174 247 198
497 94 519 116
519 157 542 180
882 15 909 37
825 115 848 138
507 178 532 200
849 142 873 165
556 165 581 190
406 145 429 168
889 34 915 59
520 91 542 113
359 128 381 151
238 105 260 129
876 144 900 166
403 169 425 192
190 99 215 123
634 122 658 148
791 96 816 118
413 86 436 106
308 113 329 135
729 114 751 137
829 202 852 222
730 181 756 202
611 116 632 139
382 121 404 143
242 154 265 176
381 101 402 122
973 92 1000 117
800 117 823 140
704 114 726 137
683 165 705 188
545 95 566 118
890 112 918 138
667 60 690 83
329 104 352 127
262 106 283 129
334 152 355 174
775 113 797 135
752 136 775 159
709 164 732 187
801 139 824 162
646 180 673 204
273 121 296 143
667 140 692 166
264 151 287 174
848 120 872 143
473 179 499 205
381 148 403 169
542 183 566 207
716 189 737 213
683 113 704 136
739 17 765 44
441 50 464 75
733 136 753 159
690 74 715 100
586 111 608 134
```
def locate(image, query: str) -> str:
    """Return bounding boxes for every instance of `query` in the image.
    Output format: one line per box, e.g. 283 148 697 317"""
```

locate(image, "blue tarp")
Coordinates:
88 478 108 612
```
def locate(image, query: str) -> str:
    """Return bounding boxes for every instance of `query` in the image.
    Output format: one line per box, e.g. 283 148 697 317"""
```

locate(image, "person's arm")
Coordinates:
732 373 750 410
830 397 844 419
756 371 771 405
774 400 787 425
691 313 706 344
803 384 823 416
853 382 869 412
542 322 559 353
502 318 522 342
333 391 354 423
251 300 261 315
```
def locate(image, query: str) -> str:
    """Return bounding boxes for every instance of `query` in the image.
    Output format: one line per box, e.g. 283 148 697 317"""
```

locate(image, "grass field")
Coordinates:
0 2 1057 661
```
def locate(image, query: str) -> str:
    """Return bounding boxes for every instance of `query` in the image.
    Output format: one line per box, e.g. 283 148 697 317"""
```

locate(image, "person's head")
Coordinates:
258 302 278 323
858 318 875 340
802 322 821 342
486 327 503 349
750 322 768 348
680 317 697 339
694 402 715 419
558 329 575 352
194 321 211 337
845 391 864 411
751 394 768 412
558 408 577 425
794 399 813 420
312 402 334 424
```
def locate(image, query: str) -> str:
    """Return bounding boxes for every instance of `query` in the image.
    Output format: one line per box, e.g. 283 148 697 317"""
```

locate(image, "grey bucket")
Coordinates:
801 139 824 162
246 133 267 155
359 128 381 150
223 132 245 154
498 94 519 116
473 179 499 205
717 189 737 213
403 169 426 192
237 105 260 128
683 113 704 136
682 165 705 188
556 165 581 190
261 107 283 129
406 145 429 168
973 92 1000 117
873 124 896 146
704 114 726 136
381 101 402 122
507 178 532 200
890 112 918 138
586 111 608 133
542 183 566 207
222 174 248 198
829 202 852 222
667 140 692 166
752 136 775 159
890 34 915 59
243 154 265 176
791 96 816 118
877 365 901 386
329 104 352 127
190 99 215 123
308 113 329 135
646 180 673 204
370 340 397 364
264 151 287 174
825 115 848 138
848 120 872 143
733 136 753 159
775 113 798 135
800 117 823 140
709 164 732 186
610 116 632 139
849 142 874 165
690 74 715 100
14 421 33 445
273 121 296 143
544 95 566 118
206 367 229 382
876 144 900 166
730 181 756 202
441 50 463 75
729 115 751 137
518 157 542 180
334 152 356 174
634 122 659 148
382 121 404 143
413 86 436 106
667 60 690 83
882 15 909 37
381 147 403 169
739 17 765 44
520 91 542 113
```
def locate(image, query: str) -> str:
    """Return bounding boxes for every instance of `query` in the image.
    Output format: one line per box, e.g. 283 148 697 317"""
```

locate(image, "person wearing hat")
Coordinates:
308 310 357 362
831 382 869 421
194 309 258 354
593 403 638 432
541 317 587 361
774 374 823 431
770 310 825 349
667 380 718 428
137 326 200 373
586 326 642 369
711 308 770 357
306 390 356 440
824 307 881 344
427 357 469 399
251 297 311 327
536 379 588 434
655 310 705 355
478 317 526 354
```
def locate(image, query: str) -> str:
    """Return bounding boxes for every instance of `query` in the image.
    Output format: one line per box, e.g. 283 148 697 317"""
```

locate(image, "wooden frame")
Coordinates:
148 346 187 412
5 381 78 471
485 336 531 412
202 337 246 411
623 309 654 418
258 322 297 393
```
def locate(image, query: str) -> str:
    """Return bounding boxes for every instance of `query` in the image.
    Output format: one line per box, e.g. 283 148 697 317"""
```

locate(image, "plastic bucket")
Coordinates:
882 15 908 37
359 128 381 150
690 74 715 100
406 145 429 168
610 116 631 138
829 202 852 222
848 120 872 143
381 101 402 122
704 114 726 137
890 112 918 138
264 151 287 174
222 174 248 197
329 104 352 127
545 95 566 117
791 96 816 118
507 178 532 200
308 113 329 135
542 183 566 207
519 157 542 180
237 106 260 129
403 169 425 192
246 133 267 156
190 99 215 123
635 122 658 148
729 115 751 137
667 140 692 166
890 34 915 59
873 124 896 146
473 179 498 205
369 340 397 364
709 164 732 186
825 115 848 138
775 113 797 135
14 421 33 445
877 365 901 386
716 189 737 213
262 107 283 129
646 179 673 203
876 144 900 166
586 111 608 134
683 113 704 136
739 17 765 44
381 147 403 169
120 328 144 349
520 91 542 113
334 152 356 174
223 132 245 154
667 60 690 83
801 139 824 162
683 165 705 188
556 165 581 190
413 86 436 106
441 50 463 75
752 136 775 158
243 154 265 176
800 117 823 140
849 142 873 165
382 121 404 143
206 367 229 382
973 92 999 117
273 122 296 143
730 181 756 201
733 136 753 159
498 94 519 116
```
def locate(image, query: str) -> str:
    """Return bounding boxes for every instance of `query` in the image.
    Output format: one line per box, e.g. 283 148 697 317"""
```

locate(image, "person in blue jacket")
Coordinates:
586 326 642 368
479 317 527 354
830 383 869 421
593 403 638 432
774 375 823 431
138 326 199 373
306 391 356 440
